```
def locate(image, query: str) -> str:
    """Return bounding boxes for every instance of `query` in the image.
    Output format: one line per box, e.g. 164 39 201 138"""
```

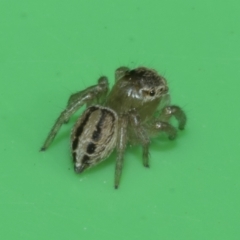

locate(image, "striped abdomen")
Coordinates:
71 106 118 173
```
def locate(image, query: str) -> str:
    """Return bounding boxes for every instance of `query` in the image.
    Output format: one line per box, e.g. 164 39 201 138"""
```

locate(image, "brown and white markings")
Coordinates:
41 67 187 188
71 106 118 173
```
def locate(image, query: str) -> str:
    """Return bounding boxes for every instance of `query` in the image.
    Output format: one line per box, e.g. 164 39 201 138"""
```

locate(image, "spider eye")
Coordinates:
149 90 155 96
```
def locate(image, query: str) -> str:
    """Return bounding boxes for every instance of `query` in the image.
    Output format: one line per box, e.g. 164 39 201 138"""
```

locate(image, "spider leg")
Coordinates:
129 110 150 168
40 76 109 151
147 105 186 140
64 77 108 123
150 121 178 140
114 116 128 189
115 66 130 82
159 105 187 130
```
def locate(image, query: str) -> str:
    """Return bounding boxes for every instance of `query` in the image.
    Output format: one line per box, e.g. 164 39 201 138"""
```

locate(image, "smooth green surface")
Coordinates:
1 1 240 239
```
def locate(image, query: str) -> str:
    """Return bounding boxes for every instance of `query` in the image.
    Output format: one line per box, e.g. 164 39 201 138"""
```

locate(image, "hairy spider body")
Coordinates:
41 67 186 188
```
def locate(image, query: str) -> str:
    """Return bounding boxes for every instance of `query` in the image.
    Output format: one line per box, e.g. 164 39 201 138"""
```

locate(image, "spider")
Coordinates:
41 66 186 189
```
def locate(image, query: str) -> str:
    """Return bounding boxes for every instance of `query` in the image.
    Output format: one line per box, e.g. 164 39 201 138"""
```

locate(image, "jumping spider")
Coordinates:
41 66 186 188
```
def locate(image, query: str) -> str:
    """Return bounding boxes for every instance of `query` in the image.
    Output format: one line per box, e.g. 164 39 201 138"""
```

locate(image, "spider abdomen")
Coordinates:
71 106 118 173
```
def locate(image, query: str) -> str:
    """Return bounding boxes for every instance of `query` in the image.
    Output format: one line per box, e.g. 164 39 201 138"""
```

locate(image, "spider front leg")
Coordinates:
40 76 109 151
160 105 187 130
149 105 186 140
152 121 178 140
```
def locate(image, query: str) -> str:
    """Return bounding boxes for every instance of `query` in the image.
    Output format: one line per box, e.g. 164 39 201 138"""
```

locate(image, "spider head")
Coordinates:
124 67 168 102
106 67 169 115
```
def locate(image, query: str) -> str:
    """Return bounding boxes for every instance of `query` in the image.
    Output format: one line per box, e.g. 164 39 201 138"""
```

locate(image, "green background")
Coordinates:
1 1 240 239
